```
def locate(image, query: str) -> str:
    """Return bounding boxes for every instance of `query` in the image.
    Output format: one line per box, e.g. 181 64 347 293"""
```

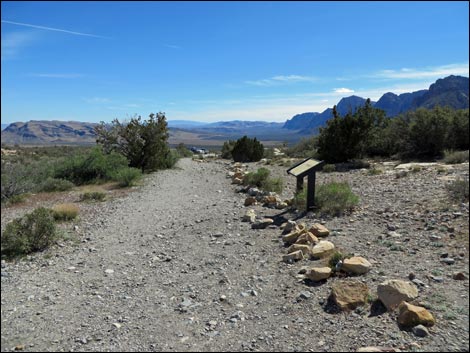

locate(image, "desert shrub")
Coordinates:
54 147 128 185
368 168 382 175
243 168 270 187
322 164 336 173
443 150 469 164
221 140 236 159
52 203 79 221
80 191 106 202
285 136 318 158
315 182 359 216
231 136 264 162
243 168 283 193
39 177 75 192
446 177 469 202
329 251 345 269
292 189 307 211
1 207 57 258
7 194 29 205
112 167 142 187
261 177 283 193
95 112 173 172
175 143 193 158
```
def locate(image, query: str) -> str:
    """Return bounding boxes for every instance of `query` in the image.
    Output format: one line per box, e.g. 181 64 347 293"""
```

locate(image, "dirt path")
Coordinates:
1 158 469 352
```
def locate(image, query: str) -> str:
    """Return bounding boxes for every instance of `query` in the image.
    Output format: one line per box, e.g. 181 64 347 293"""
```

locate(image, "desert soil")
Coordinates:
1 157 469 352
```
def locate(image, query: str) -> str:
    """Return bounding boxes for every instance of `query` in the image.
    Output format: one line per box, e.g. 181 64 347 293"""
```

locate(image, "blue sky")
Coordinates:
1 1 469 124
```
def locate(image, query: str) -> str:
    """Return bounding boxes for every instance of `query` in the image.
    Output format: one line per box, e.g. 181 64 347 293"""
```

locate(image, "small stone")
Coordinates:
244 197 257 206
104 269 114 274
251 218 274 229
298 291 312 300
311 241 335 259
412 324 430 337
14 345 25 351
441 258 455 265
287 243 312 257
452 272 466 280
282 250 304 263
112 323 122 329
220 295 227 301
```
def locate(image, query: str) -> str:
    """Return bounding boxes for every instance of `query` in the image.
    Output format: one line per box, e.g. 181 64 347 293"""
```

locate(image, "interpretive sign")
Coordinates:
287 158 325 210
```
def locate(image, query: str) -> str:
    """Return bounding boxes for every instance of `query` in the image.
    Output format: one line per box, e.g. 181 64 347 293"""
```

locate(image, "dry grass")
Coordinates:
52 203 79 221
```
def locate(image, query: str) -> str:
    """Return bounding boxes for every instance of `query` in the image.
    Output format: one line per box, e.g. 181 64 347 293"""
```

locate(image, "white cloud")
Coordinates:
245 75 317 86
1 20 109 39
375 63 469 80
334 87 355 93
1 31 38 60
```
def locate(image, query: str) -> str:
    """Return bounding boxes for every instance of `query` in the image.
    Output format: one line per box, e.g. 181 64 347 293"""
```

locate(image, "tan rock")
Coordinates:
282 250 304 263
309 223 330 237
244 197 257 206
242 209 256 223
311 240 335 259
342 256 372 275
331 280 369 311
305 267 331 281
287 244 312 257
251 218 274 229
262 195 278 204
232 177 243 185
281 220 297 234
295 232 319 245
275 202 288 209
377 279 419 310
282 223 307 245
397 301 436 327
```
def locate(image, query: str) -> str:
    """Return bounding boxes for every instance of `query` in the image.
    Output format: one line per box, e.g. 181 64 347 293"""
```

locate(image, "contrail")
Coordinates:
1 20 109 39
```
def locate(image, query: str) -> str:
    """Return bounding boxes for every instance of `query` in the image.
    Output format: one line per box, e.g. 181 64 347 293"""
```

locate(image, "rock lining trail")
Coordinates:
1 158 469 352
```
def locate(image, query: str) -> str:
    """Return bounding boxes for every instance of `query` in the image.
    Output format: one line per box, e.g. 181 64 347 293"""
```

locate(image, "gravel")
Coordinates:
1 158 469 352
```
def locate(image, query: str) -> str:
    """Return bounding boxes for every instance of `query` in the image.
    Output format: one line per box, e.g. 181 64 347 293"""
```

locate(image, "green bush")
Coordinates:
112 167 142 187
447 177 469 202
315 182 359 216
243 168 283 193
39 177 75 192
243 168 270 187
285 136 318 158
329 251 345 269
443 150 469 164
221 140 236 159
292 189 307 211
322 164 336 173
54 147 129 185
368 168 382 175
231 136 264 162
175 143 193 158
80 191 106 202
1 207 57 259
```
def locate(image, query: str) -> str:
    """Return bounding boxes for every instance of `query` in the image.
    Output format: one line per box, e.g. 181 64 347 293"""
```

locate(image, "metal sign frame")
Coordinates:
287 158 325 210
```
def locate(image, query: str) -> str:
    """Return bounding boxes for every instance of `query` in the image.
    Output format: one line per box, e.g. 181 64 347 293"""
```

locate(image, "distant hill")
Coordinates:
1 120 98 145
283 75 469 133
167 120 209 129
1 124 8 131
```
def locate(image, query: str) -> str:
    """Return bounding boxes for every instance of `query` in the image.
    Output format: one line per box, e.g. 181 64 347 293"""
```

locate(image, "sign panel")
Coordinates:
287 158 323 177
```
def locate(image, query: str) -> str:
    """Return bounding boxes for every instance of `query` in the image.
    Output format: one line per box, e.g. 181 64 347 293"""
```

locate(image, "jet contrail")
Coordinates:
1 20 109 39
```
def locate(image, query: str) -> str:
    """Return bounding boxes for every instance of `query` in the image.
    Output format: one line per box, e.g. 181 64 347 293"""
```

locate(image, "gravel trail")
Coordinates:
1 158 469 352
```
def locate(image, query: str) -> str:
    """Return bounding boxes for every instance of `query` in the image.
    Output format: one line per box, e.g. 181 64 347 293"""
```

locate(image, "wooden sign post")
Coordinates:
287 158 325 210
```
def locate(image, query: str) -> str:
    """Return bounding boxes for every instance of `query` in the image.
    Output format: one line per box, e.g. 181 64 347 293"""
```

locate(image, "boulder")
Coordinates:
331 280 370 311
377 279 419 310
311 241 335 259
397 301 436 327
242 209 256 223
305 267 331 281
282 250 304 263
295 232 319 245
309 223 330 237
287 244 312 257
342 256 372 275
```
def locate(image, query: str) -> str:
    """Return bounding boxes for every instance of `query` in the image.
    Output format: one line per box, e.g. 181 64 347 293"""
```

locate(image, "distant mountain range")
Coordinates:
283 75 469 133
1 75 468 146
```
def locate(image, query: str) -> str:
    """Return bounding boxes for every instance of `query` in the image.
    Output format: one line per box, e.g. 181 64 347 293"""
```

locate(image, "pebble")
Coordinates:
412 324 429 337
441 258 455 265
